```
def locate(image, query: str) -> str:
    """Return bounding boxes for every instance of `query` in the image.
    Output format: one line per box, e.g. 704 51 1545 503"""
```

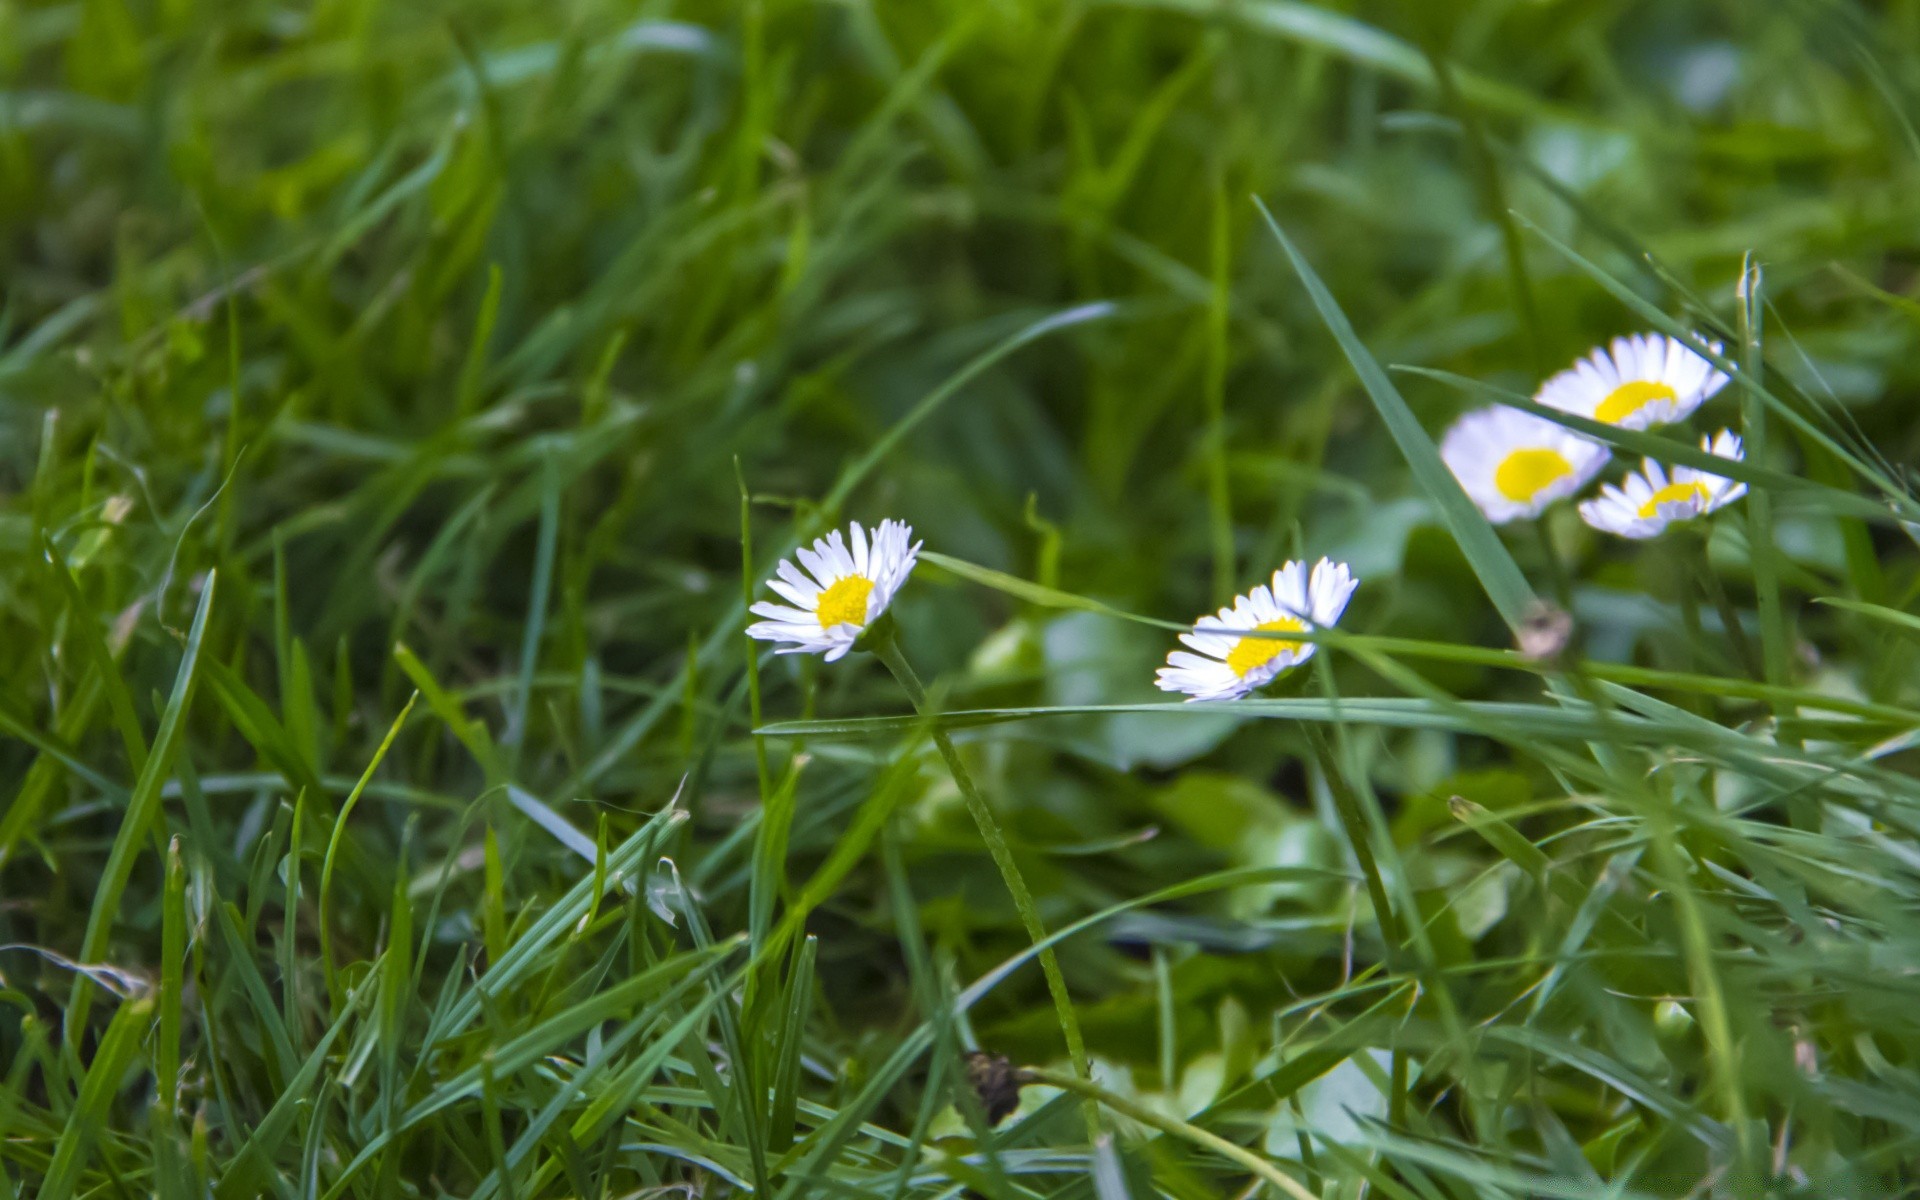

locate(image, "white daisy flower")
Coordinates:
1439 407 1610 524
746 519 922 661
1156 559 1358 702
1536 332 1729 430
1578 430 1748 540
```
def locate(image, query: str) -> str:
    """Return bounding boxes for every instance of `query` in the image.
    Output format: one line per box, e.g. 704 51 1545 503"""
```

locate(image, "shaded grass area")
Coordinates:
6 0 1920 1195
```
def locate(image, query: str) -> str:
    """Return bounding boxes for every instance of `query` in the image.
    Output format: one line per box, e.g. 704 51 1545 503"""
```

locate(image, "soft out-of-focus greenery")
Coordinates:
5 0 1920 1195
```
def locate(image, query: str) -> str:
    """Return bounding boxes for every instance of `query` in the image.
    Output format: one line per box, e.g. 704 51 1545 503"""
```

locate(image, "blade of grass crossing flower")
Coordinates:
1515 212 1912 510
1256 199 1534 630
69 572 215 1040
1393 365 1897 525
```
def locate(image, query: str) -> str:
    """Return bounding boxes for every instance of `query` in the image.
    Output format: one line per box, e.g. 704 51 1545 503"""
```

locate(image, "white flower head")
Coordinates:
1578 430 1748 540
1537 333 1729 430
1156 559 1358 702
746 519 921 661
1440 407 1610 524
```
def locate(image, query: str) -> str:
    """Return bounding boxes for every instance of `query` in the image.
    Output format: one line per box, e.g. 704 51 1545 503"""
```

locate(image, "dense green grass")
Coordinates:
7 0 1920 1195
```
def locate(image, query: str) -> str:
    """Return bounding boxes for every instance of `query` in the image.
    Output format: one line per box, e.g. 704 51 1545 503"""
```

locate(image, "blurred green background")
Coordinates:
5 0 1920 1196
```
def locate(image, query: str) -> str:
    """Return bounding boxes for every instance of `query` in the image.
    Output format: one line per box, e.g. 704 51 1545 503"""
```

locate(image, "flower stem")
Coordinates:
1690 530 1761 681
868 633 1092 1091
1021 1067 1323 1200
1528 518 1573 611
1306 727 1404 963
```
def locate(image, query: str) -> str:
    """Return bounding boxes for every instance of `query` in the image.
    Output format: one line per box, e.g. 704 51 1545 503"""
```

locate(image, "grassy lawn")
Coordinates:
6 0 1920 1195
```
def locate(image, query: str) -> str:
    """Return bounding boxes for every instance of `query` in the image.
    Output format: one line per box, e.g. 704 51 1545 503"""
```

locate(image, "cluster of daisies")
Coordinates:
747 334 1753 705
1442 332 1748 538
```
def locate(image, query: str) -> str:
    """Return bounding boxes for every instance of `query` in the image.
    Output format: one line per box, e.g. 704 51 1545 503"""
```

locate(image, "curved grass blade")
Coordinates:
1395 366 1896 525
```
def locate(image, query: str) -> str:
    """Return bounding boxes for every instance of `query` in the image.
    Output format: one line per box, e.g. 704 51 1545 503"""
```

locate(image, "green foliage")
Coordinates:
5 0 1920 1196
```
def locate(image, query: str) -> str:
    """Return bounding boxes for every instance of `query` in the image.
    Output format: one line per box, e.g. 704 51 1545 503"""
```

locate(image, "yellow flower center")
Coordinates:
1225 616 1307 678
1493 448 1575 503
1595 379 1679 424
1637 481 1709 520
816 576 874 629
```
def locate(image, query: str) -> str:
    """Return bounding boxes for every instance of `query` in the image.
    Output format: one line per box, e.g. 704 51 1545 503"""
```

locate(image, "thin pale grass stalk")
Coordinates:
866 627 1094 1105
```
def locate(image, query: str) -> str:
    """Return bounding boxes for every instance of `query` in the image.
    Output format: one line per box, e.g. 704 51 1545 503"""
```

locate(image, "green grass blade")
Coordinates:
70 571 216 1035
317 691 417 1009
1256 199 1534 630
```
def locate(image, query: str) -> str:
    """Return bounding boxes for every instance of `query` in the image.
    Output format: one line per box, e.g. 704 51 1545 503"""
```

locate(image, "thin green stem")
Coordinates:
1674 543 1708 678
869 633 1092 1092
1691 531 1761 681
1307 728 1403 962
1738 257 1790 695
1022 1068 1323 1200
1529 519 1573 612
1422 40 1544 376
